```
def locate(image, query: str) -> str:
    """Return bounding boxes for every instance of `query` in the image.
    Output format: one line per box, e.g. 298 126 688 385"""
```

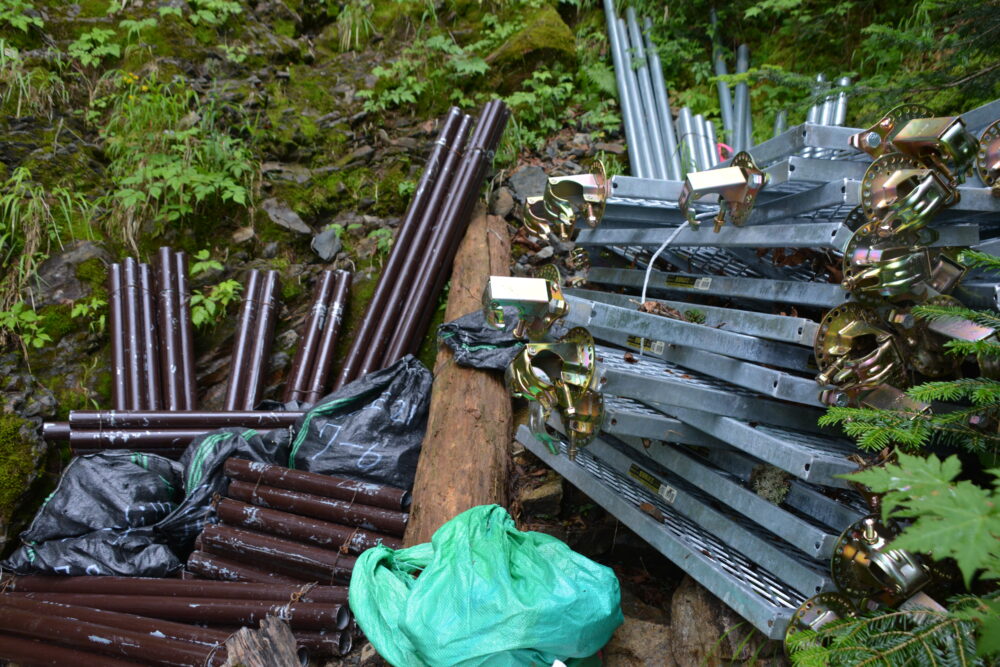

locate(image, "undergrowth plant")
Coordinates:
0 0 41 33
793 250 1000 664
0 40 68 118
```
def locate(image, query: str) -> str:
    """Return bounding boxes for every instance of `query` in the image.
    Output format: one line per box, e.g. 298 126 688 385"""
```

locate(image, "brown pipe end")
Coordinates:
42 422 71 441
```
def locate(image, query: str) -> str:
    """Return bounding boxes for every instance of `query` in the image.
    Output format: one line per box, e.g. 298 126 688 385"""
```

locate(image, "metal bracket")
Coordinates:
861 153 954 235
815 303 906 399
678 151 766 231
978 119 1000 192
841 223 933 297
893 115 979 187
482 276 568 341
523 163 610 239
849 104 934 159
831 515 930 602
785 592 856 647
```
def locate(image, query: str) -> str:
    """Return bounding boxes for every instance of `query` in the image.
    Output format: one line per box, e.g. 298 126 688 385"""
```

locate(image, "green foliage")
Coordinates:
190 248 224 276
94 75 257 248
367 227 393 257
0 40 68 118
0 0 42 33
70 296 107 335
219 43 248 63
336 0 374 51
68 28 122 67
0 302 51 349
186 0 241 27
190 279 241 328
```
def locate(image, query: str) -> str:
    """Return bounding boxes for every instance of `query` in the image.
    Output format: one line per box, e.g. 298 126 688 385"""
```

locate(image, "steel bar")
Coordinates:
959 97 1000 134
10 593 349 632
662 404 858 488
643 17 681 179
691 114 712 171
705 120 719 166
216 498 402 554
676 107 698 176
589 395 724 447
616 13 653 176
243 269 280 410
603 0 642 175
576 221 854 251
0 633 147 667
174 250 197 410
734 44 750 151
139 263 163 410
711 10 734 146
587 266 851 308
566 288 819 345
595 344 827 433
773 110 787 138
565 295 813 371
833 76 851 125
0 596 226 666
334 108 466 388
68 410 302 430
516 426 800 639
200 525 357 584
122 258 144 410
186 550 304 584
5 575 348 604
226 480 408 536
284 271 335 403
383 102 510 363
802 74 827 158
355 114 473 379
225 457 410 511
723 123 859 168
225 270 262 410
155 248 183 411
304 270 351 404
108 262 128 411
69 429 205 448
611 435 838 559
626 7 668 180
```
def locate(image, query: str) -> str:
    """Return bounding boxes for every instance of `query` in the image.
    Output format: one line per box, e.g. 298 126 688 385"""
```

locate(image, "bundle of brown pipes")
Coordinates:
0 459 408 663
40 100 508 460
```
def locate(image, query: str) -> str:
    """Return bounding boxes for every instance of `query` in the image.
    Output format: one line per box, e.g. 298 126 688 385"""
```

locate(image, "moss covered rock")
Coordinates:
487 5 575 75
0 413 46 551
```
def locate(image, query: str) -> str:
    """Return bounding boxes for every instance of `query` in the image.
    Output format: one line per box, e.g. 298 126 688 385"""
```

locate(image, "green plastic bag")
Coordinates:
349 505 623 666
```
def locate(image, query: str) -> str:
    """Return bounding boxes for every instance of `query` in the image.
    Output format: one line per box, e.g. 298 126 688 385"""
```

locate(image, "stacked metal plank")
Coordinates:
501 97 1000 641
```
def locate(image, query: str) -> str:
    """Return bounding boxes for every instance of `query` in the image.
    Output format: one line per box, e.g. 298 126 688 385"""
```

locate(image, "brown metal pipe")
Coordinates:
286 630 353 657
69 429 205 448
303 270 352 403
174 250 198 410
226 480 408 536
123 258 144 410
156 247 184 411
384 102 510 364
243 269 281 410
225 269 262 411
216 497 402 554
186 550 304 584
334 107 465 389
9 593 349 632
139 263 163 410
5 575 348 605
200 525 357 584
0 633 147 667
109 262 127 411
283 271 336 404
42 421 71 441
355 113 474 378
66 411 303 430
225 457 410 511
0 596 227 666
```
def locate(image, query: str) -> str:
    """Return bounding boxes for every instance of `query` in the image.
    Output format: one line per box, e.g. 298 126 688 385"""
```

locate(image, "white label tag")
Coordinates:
658 485 677 504
694 277 712 290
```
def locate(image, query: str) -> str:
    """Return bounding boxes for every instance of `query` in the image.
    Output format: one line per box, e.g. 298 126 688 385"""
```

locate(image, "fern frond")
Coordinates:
959 249 1000 275
908 378 1000 403
944 339 1000 358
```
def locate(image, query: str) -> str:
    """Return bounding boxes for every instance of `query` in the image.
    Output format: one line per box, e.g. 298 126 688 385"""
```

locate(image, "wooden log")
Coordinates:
223 616 302 667
403 205 512 546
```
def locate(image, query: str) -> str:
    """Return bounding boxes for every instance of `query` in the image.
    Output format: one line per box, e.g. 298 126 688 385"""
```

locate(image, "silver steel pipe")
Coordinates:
642 17 682 180
705 119 719 166
692 114 712 171
626 8 669 180
710 10 735 146
803 73 827 157
603 0 649 177
676 107 698 176
833 76 851 126
773 110 787 138
616 16 654 177
734 44 751 150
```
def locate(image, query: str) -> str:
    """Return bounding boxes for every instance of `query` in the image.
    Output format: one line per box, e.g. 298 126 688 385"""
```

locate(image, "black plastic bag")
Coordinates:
289 355 432 490
2 452 184 576
438 308 523 371
155 427 290 546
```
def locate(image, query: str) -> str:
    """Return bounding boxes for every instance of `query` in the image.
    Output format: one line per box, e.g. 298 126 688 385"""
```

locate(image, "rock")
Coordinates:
232 227 255 244
595 141 626 155
262 198 312 234
311 228 342 261
27 241 109 307
487 5 576 71
529 245 554 263
261 162 312 184
508 166 548 202
548 234 575 254
347 145 374 163
489 187 515 217
519 477 562 516
603 617 673 667
262 242 280 259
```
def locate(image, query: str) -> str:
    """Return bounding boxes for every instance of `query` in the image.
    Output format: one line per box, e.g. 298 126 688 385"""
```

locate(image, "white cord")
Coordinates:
638 220 689 358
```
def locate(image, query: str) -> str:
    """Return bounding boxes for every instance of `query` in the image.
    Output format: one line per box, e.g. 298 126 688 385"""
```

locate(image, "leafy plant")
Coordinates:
336 0 374 51
0 0 42 33
190 279 242 328
367 227 393 257
0 302 51 350
186 0 242 26
219 43 249 63
71 296 107 335
190 248 224 276
0 40 68 118
68 28 122 67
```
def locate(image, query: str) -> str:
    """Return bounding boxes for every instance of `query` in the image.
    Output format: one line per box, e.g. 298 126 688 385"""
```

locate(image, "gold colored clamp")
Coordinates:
860 153 954 235
677 152 766 232
977 119 1000 193
892 115 979 188
831 515 930 603
815 303 906 398
849 104 933 159
482 276 568 341
841 224 932 297
522 163 610 240
784 592 856 649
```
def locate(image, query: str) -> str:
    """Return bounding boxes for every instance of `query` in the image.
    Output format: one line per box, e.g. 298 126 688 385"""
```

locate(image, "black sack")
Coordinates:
2 451 184 576
155 427 290 547
438 308 523 371
289 355 432 490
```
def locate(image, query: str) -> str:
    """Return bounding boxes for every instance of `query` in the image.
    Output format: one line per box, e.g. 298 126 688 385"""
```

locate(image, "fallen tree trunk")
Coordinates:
404 205 512 546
